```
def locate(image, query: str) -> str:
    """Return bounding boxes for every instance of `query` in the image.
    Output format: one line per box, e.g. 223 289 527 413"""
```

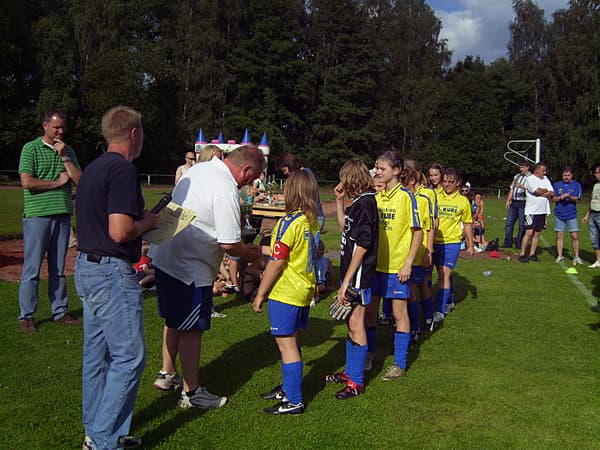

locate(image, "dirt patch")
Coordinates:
0 201 339 283
462 248 518 260
0 240 78 282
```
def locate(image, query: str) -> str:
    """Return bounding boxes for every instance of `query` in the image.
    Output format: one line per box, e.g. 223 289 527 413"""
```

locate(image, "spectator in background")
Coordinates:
18 109 81 333
503 161 530 249
519 162 554 263
312 240 334 306
582 163 600 268
197 144 223 162
472 192 488 250
175 151 196 185
552 166 582 265
253 171 267 194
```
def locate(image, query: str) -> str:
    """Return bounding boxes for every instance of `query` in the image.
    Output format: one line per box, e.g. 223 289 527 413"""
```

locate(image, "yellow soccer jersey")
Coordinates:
435 190 473 244
269 210 320 307
417 184 438 220
414 191 433 267
376 184 421 273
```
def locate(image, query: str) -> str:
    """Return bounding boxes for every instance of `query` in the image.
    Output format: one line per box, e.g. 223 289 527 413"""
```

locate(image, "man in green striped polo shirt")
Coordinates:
17 109 82 333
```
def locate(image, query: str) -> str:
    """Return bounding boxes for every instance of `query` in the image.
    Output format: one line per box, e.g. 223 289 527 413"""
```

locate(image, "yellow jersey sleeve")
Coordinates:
414 193 433 266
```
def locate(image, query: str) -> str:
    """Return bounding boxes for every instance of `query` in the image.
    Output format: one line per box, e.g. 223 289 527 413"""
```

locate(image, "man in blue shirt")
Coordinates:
552 166 582 265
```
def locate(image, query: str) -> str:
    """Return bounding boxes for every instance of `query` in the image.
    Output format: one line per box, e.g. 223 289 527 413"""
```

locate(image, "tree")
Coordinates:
543 0 600 176
223 0 311 158
303 0 380 176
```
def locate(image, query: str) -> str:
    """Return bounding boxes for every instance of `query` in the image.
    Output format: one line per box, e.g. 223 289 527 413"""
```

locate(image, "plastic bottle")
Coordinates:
483 270 493 277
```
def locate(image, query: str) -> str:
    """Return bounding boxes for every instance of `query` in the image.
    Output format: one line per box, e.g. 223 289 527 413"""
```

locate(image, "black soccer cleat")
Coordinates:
264 401 305 415
260 384 286 401
324 371 350 383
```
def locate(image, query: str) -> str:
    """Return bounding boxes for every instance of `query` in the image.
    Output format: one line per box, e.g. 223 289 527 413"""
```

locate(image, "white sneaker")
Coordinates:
153 371 183 391
573 257 583 266
555 256 564 263
588 261 600 268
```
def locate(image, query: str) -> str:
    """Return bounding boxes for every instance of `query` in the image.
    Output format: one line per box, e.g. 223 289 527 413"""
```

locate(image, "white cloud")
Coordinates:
434 0 570 65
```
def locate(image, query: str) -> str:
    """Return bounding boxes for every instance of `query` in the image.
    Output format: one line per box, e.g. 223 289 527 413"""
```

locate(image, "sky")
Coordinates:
426 0 570 65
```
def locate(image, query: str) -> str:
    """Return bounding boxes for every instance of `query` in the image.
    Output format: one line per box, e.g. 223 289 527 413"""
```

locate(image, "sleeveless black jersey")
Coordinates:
340 188 379 289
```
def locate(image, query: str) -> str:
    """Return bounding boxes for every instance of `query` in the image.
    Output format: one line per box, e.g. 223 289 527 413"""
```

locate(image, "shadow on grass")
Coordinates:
589 274 600 298
452 271 478 304
135 317 337 445
579 248 597 265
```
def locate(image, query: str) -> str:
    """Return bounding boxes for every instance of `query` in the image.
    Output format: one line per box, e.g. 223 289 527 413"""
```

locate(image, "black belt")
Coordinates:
591 210 600 214
86 253 103 263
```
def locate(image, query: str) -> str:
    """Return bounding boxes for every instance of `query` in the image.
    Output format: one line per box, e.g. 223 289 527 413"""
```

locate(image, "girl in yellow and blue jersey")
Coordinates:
253 169 321 415
369 150 423 381
402 165 435 344
432 167 473 327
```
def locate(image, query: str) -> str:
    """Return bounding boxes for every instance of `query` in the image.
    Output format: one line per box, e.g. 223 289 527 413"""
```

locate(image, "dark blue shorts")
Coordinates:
433 243 461 269
410 266 426 285
268 300 309 336
155 268 213 331
371 272 410 300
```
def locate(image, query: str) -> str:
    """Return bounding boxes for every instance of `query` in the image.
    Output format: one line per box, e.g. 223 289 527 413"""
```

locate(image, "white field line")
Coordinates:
540 235 597 306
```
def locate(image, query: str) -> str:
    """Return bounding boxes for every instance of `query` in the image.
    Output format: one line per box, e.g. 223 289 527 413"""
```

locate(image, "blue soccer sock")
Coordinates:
421 296 434 323
366 327 377 354
382 298 392 317
345 336 367 385
282 361 303 405
436 288 451 314
408 301 420 333
393 331 411 370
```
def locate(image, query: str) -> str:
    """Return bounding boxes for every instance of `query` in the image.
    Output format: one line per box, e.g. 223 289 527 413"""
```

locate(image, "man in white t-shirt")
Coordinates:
174 151 196 185
519 162 554 262
148 145 265 409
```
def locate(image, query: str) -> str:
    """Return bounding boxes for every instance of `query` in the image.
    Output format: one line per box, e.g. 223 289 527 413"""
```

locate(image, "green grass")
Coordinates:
2 189 600 448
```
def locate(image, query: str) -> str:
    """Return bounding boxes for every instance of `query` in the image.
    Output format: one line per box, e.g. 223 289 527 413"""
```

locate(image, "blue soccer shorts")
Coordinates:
268 299 309 336
433 243 461 269
410 266 426 285
371 272 410 300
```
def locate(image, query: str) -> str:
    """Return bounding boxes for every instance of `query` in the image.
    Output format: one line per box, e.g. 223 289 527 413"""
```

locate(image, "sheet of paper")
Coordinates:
143 202 195 245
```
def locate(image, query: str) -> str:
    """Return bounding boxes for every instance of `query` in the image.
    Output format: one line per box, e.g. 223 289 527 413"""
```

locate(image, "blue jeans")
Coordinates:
18 215 71 320
75 253 146 450
589 212 600 250
503 200 525 248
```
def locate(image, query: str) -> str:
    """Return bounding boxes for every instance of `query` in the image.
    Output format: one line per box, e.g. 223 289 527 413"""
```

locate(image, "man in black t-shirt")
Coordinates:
74 106 157 450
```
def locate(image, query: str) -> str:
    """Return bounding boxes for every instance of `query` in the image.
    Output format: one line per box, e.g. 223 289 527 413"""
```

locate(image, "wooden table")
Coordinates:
251 203 286 219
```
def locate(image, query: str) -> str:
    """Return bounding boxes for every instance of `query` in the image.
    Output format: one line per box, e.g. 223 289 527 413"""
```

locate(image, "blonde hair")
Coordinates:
101 106 142 144
198 144 221 162
284 169 318 224
339 159 373 198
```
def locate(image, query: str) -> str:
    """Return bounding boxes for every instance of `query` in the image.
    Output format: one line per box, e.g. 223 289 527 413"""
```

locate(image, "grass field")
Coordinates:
1 188 600 449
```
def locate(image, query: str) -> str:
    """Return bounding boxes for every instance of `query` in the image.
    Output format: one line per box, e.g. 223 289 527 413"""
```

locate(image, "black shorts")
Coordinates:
155 268 213 331
524 214 546 231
